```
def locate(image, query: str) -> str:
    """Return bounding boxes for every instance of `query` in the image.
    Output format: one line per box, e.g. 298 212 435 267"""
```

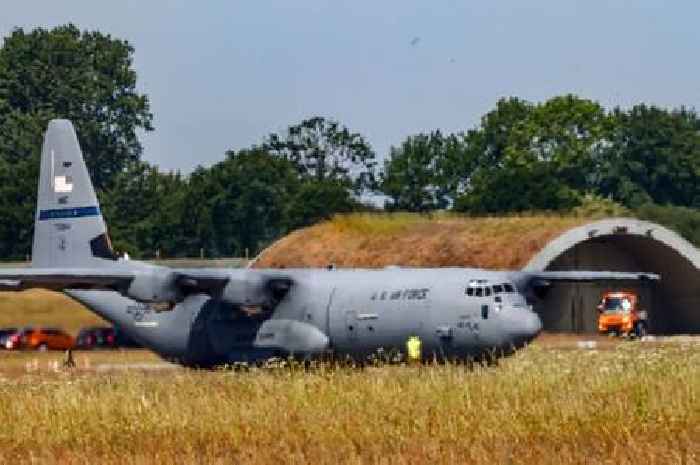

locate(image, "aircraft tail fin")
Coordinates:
31 120 117 268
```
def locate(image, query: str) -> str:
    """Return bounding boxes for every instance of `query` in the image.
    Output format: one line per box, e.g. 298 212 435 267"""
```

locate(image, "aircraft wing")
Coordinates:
171 268 293 306
0 266 292 306
516 270 659 300
0 267 236 295
0 267 228 296
0 268 135 291
525 271 660 283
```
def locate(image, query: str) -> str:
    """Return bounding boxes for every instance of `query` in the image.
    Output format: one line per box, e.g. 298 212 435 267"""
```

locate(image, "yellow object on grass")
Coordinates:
406 335 422 362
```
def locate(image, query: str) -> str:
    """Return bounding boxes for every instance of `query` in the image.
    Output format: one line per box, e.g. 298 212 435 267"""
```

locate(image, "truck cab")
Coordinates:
597 291 648 338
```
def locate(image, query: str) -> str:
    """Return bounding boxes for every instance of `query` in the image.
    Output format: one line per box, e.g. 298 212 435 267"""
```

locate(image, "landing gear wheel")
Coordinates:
634 322 648 339
37 343 48 352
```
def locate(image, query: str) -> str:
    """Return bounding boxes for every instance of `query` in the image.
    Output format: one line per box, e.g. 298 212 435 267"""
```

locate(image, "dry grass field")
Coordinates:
253 212 592 269
0 338 697 465
0 289 105 335
0 261 246 337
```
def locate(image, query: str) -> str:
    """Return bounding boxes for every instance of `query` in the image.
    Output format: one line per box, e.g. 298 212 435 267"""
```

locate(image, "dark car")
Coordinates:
0 328 18 349
76 327 116 349
76 326 142 349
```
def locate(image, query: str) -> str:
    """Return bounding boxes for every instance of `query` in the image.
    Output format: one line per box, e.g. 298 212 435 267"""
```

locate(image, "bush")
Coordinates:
634 203 700 247
570 193 631 219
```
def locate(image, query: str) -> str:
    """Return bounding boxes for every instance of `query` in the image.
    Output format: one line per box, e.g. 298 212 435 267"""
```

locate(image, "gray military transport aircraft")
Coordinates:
0 120 659 367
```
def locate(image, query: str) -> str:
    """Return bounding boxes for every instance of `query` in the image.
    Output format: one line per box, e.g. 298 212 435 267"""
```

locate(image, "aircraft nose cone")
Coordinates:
510 311 542 348
524 312 543 337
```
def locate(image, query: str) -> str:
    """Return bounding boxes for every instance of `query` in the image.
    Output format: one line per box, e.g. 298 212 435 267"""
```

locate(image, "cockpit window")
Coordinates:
466 287 474 296
485 287 492 296
475 287 484 297
504 284 515 293
493 284 503 294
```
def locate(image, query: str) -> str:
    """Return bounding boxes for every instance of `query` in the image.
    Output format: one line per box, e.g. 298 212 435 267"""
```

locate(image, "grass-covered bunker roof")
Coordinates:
253 214 590 269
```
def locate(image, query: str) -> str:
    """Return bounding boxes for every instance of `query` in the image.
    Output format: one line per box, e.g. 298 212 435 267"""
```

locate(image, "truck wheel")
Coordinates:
634 322 648 339
37 343 48 352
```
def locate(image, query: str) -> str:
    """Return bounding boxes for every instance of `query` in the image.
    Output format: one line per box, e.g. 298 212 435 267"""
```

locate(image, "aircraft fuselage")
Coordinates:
67 267 542 367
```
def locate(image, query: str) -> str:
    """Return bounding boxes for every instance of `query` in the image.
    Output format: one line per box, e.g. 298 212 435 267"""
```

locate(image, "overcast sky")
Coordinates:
2 1 699 173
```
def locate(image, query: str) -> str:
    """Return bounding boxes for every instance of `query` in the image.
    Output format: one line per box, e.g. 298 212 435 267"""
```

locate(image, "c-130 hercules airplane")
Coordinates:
0 121 659 367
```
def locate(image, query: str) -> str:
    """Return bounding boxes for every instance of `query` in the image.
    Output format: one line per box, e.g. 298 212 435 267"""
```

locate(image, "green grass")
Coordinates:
0 341 697 464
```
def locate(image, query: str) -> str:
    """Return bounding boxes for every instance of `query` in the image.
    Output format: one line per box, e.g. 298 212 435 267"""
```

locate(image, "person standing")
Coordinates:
406 335 422 364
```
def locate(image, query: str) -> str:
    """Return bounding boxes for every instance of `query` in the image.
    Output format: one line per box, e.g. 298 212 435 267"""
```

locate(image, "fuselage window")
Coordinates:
504 283 515 293
475 287 484 297
481 304 489 319
466 287 475 296
493 284 503 294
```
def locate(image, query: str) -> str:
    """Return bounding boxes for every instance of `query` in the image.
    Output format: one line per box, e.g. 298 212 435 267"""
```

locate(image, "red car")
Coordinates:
5 327 75 351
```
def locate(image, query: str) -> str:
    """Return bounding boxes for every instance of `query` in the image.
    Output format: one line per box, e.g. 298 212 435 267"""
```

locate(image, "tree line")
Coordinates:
383 96 700 213
2 25 700 260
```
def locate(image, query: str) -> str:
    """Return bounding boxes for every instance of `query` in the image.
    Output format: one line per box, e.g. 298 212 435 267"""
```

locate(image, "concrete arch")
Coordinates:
524 218 700 334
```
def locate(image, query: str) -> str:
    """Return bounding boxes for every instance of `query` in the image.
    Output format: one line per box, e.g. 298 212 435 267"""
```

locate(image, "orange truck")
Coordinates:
597 291 649 338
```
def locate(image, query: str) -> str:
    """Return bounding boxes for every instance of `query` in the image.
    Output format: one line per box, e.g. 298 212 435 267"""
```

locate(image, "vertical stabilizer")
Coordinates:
32 120 116 268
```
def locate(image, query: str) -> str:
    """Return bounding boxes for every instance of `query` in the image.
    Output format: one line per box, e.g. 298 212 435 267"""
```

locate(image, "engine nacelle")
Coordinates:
220 272 292 308
124 269 182 303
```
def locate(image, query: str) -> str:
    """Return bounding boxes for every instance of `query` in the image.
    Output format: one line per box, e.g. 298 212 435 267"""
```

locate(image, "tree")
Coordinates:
286 180 358 230
634 203 700 247
99 161 187 258
597 105 700 208
177 166 220 257
0 112 46 258
265 116 377 193
205 148 301 256
0 156 37 259
0 24 153 189
455 95 612 213
0 24 153 259
381 131 463 212
466 97 533 169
